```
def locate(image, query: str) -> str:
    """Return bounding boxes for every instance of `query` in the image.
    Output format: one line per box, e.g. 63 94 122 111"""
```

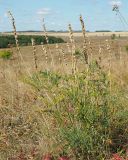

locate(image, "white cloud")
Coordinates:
37 8 51 16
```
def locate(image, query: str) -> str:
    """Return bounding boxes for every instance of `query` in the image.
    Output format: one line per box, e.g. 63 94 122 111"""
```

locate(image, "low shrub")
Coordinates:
0 50 12 59
111 34 116 40
125 45 128 52
74 49 82 57
24 61 128 159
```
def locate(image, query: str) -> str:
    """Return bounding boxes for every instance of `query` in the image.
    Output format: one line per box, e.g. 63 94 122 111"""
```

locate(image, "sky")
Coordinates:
0 0 128 32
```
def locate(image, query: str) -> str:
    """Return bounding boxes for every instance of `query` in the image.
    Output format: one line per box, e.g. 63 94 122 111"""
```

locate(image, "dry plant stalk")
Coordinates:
0 61 8 106
41 43 48 70
42 19 54 68
98 43 102 63
7 11 24 107
56 43 61 64
106 39 112 91
80 15 90 95
8 11 31 76
80 15 89 65
8 11 21 68
88 40 93 63
42 19 49 44
61 47 67 66
68 24 76 73
118 43 123 86
31 38 38 71
56 43 67 67
66 42 71 53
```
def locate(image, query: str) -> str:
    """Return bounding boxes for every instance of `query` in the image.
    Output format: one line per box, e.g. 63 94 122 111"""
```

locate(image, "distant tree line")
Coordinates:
0 35 65 48
95 30 111 32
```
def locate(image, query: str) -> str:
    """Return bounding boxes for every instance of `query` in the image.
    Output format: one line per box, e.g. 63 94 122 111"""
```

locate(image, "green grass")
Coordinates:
125 45 128 53
23 61 128 159
0 50 12 59
0 56 128 159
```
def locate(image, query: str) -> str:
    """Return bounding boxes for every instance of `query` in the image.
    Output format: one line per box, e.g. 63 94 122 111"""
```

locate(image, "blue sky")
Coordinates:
0 0 128 32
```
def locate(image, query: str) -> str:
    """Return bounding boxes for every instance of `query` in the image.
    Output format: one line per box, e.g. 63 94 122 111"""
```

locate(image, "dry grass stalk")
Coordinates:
61 47 67 66
7 11 23 107
98 44 102 62
42 19 49 44
98 43 103 68
8 11 21 68
8 11 20 52
79 15 89 65
68 24 76 73
106 40 112 70
68 24 75 49
0 62 8 106
88 40 93 63
31 38 38 71
118 44 123 86
56 43 61 64
8 11 31 76
106 39 112 91
41 43 48 70
66 42 71 53
80 15 90 95
42 19 54 68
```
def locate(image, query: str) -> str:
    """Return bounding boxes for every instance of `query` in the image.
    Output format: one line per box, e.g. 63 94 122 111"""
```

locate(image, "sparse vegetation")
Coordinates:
24 62 128 159
0 13 128 160
111 34 116 40
0 50 12 59
125 45 128 52
74 49 82 56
